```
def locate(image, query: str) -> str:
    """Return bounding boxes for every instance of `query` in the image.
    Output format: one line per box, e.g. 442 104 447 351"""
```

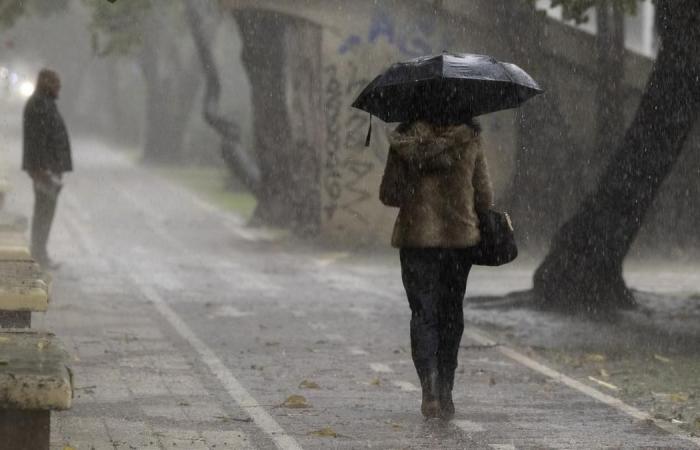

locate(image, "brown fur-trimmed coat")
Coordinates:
379 121 494 248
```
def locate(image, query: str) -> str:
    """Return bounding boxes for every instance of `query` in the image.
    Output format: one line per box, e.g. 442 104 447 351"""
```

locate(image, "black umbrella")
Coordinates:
352 52 543 127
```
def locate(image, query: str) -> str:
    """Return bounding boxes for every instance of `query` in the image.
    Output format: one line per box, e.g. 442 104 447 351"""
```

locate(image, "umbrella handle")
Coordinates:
365 114 372 147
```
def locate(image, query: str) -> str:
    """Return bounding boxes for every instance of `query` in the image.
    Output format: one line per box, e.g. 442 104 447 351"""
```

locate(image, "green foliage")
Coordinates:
548 0 640 24
0 0 70 30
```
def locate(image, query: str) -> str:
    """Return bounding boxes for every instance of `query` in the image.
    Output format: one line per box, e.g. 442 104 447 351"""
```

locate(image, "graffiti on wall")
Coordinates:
322 7 453 228
323 62 373 223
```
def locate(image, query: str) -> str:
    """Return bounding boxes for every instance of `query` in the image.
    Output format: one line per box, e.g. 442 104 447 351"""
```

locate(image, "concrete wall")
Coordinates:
224 0 664 247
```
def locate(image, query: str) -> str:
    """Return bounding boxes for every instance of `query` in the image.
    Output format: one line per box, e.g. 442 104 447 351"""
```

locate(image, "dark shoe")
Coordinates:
422 398 440 419
438 368 456 420
438 391 455 420
419 370 440 419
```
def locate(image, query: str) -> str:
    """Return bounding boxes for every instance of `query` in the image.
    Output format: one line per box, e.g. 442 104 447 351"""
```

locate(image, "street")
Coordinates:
6 140 697 449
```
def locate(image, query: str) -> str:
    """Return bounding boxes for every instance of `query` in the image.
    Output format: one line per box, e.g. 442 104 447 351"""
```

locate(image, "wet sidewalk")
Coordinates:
5 139 697 449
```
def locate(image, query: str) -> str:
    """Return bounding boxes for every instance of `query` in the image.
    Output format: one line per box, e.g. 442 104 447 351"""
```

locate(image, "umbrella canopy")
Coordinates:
352 52 543 123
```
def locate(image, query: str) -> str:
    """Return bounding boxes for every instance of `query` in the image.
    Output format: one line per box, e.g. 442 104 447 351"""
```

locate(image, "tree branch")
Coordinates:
184 0 261 192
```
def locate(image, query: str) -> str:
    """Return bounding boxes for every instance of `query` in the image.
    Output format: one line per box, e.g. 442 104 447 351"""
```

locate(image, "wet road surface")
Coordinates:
6 140 697 449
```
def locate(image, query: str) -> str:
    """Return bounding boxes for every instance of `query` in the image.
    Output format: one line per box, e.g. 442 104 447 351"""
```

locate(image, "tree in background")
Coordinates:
186 2 322 235
87 0 202 164
534 0 700 314
183 1 259 194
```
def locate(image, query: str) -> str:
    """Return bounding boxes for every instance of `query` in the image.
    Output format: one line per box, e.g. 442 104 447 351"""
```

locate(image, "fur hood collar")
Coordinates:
389 121 480 168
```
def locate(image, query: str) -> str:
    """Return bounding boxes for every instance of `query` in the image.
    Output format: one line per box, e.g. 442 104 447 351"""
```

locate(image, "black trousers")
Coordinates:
30 182 59 262
400 248 472 381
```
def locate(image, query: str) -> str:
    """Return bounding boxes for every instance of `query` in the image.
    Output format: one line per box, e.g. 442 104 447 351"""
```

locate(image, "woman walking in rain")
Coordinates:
354 52 540 419
379 118 493 419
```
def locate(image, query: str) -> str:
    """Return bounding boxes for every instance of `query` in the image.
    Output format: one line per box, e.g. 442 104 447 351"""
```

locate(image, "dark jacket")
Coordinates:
22 93 72 173
379 121 494 248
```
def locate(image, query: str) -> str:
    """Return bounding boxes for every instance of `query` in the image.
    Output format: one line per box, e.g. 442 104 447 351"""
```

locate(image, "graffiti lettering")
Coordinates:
324 8 454 228
338 35 362 55
337 159 374 225
344 62 370 151
337 8 449 58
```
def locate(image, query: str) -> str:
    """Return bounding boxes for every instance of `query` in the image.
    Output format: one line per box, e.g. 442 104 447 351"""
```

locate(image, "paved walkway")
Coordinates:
5 140 697 449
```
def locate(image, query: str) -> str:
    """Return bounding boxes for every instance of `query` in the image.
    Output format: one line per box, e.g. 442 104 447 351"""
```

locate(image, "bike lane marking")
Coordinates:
61 192 304 450
464 329 700 448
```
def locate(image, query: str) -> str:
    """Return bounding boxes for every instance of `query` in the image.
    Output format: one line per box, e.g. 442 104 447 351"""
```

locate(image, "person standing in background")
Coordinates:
22 69 72 269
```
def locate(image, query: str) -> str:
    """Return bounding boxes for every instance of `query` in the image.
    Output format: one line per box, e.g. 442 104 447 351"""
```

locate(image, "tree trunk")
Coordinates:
184 0 260 192
534 0 700 314
234 9 322 235
495 1 578 249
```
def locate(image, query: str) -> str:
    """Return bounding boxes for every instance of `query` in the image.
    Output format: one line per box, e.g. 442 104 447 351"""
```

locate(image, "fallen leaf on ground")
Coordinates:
670 393 689 403
370 377 381 386
309 427 338 437
654 354 672 364
282 394 311 409
36 338 50 350
588 376 619 391
584 353 606 363
489 376 496 386
386 420 402 430
299 380 320 389
671 418 686 425
597 368 610 379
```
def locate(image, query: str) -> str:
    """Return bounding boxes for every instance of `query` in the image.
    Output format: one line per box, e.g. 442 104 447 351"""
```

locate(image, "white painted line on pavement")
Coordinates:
391 380 419 392
454 419 485 433
464 329 700 448
369 363 393 373
62 197 304 450
134 281 304 450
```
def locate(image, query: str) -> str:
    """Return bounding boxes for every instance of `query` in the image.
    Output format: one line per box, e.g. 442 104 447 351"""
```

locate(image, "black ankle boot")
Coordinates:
438 369 456 420
419 370 440 418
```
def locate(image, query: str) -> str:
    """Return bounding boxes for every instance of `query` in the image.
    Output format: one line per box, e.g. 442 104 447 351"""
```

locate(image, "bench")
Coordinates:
0 260 50 328
0 330 73 450
0 217 51 328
